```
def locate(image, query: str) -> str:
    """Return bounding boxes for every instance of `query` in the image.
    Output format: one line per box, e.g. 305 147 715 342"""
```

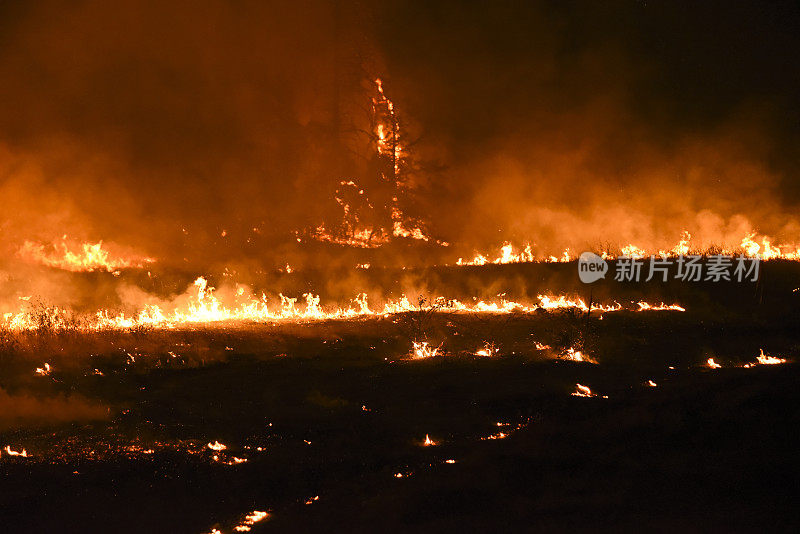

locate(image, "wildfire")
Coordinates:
571 384 607 398
34 363 51 376
411 341 441 359
743 349 788 367
756 349 787 365
3 446 28 457
558 347 597 363
421 434 438 446
481 420 530 440
706 358 722 369
18 239 154 272
456 230 800 266
637 302 686 312
474 342 499 357
1 276 685 333
207 441 227 451
233 510 269 532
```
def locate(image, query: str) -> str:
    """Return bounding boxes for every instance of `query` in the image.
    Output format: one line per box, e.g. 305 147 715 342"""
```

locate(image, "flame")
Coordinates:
474 342 498 357
481 420 531 440
18 239 154 272
1 276 684 332
233 510 269 532
305 78 433 247
559 347 597 363
637 302 686 312
706 358 722 369
411 341 441 359
459 230 800 265
34 363 51 376
207 440 227 451
3 446 28 457
571 384 607 398
422 434 438 446
755 349 787 365
571 383 595 397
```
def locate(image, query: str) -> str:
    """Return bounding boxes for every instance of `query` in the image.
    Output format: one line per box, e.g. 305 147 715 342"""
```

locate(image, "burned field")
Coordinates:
1 262 799 533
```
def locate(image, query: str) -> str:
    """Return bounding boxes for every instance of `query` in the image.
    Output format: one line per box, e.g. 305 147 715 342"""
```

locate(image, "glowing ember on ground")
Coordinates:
34 363 51 376
207 441 227 451
647 380 658 387
707 358 722 369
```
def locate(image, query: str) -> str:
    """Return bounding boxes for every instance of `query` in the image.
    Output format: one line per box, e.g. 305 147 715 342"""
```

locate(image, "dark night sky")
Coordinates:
0 0 798 261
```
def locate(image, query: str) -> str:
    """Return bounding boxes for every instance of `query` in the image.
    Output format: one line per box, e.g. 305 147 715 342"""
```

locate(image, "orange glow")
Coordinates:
3 446 28 457
457 230 800 265
411 341 441 359
571 384 607 398
18 239 154 272
233 510 269 532
1 275 685 333
422 434 438 446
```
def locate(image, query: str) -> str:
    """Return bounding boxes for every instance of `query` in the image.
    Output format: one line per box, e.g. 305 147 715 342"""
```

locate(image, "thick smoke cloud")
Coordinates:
0 0 798 270
0 0 375 266
377 0 800 254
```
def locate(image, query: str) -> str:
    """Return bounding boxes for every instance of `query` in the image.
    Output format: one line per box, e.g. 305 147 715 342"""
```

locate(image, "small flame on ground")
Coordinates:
233 510 269 532
559 347 597 364
707 358 722 369
3 446 28 457
571 384 608 398
474 342 498 357
411 341 441 359
422 434 438 446
756 349 787 365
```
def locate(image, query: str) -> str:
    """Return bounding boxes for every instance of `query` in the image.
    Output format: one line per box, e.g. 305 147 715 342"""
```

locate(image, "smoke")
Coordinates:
0 0 798 285
0 0 377 265
376 0 800 254
0 387 108 430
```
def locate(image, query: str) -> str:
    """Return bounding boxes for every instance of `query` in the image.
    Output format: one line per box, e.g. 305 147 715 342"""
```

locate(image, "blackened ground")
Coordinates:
1 264 799 532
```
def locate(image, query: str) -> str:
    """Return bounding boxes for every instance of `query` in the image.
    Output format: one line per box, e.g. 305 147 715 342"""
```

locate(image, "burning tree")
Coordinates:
307 76 433 247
